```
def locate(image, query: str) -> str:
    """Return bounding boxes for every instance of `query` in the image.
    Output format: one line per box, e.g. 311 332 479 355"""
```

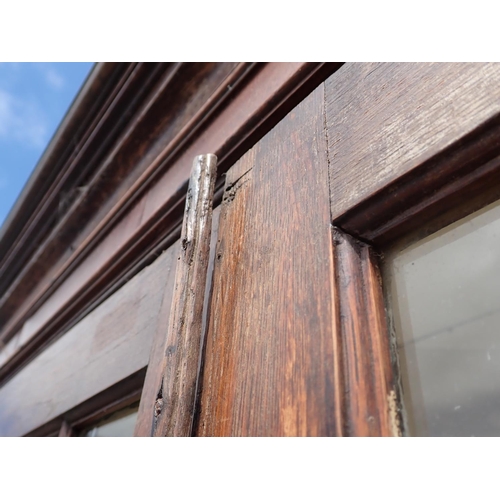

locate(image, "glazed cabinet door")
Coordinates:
194 82 400 436
139 83 399 437
137 63 500 437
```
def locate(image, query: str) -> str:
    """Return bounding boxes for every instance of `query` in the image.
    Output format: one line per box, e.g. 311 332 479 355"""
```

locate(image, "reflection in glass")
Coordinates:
387 200 500 436
80 404 138 437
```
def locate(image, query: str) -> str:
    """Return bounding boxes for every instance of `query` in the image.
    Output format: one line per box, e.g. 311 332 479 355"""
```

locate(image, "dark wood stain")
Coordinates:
332 228 401 436
325 63 500 244
0 63 240 347
335 112 500 247
195 86 338 436
0 63 434 437
0 63 341 388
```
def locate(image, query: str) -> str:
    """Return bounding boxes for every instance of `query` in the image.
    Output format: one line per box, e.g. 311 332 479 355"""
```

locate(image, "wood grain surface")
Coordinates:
134 241 180 437
332 228 401 436
0 243 177 436
195 86 339 436
326 63 500 225
0 63 339 387
135 208 220 436
0 63 242 372
152 155 217 437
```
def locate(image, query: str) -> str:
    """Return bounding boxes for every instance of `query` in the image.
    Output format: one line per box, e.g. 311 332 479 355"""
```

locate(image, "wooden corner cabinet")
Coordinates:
1 62 500 437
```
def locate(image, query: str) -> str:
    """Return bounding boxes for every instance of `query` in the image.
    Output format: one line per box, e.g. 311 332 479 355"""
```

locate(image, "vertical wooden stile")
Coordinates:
153 154 217 437
195 87 339 436
332 228 402 436
133 243 179 437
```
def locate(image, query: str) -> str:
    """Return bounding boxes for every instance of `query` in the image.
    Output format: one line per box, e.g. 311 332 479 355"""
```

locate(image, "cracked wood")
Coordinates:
153 154 217 437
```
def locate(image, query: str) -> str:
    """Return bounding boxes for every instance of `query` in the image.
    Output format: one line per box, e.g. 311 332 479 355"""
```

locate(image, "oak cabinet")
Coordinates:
1 63 499 437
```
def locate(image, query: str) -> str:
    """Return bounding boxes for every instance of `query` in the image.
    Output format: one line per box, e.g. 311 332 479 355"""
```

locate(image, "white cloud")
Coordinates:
43 67 65 90
0 91 10 135
35 64 65 91
0 88 48 149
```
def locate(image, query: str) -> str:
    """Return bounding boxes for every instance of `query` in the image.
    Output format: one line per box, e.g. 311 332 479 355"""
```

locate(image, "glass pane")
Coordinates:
386 200 500 436
80 404 139 437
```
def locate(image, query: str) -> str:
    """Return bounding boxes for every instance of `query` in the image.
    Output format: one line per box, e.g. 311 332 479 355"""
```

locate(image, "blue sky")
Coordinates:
0 62 94 229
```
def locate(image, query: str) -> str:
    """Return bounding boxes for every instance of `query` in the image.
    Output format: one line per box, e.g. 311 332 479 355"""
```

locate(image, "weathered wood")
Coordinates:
195 86 339 436
153 154 217 437
332 228 402 436
326 63 500 243
134 241 180 437
135 207 220 437
337 113 500 246
0 243 177 437
0 62 242 364
0 63 341 386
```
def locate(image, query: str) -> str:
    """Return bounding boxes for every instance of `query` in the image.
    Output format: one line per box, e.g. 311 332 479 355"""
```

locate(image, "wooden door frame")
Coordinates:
325 63 500 436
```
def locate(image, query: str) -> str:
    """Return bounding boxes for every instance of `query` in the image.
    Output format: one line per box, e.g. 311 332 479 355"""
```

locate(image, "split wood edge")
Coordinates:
153 154 217 437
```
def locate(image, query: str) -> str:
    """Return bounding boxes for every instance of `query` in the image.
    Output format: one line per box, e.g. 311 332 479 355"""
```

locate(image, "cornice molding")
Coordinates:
0 62 243 330
0 62 342 384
